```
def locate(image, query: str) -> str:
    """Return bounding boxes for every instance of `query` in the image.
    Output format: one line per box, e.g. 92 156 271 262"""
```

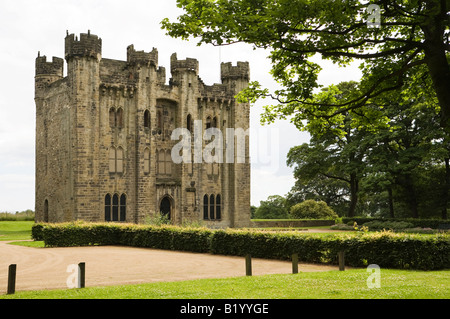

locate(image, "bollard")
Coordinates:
245 254 252 276
338 251 345 271
7 264 17 294
292 253 299 274
78 262 85 288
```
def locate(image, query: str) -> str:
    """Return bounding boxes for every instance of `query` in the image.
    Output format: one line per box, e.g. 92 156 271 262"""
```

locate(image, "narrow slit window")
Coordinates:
187 114 192 132
216 194 221 220
112 194 119 221
144 109 150 128
109 108 116 127
203 195 209 220
105 194 111 221
120 194 126 221
209 194 215 220
116 108 124 128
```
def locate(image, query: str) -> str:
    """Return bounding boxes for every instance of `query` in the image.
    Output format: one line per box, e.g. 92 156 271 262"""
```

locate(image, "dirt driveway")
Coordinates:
0 241 338 294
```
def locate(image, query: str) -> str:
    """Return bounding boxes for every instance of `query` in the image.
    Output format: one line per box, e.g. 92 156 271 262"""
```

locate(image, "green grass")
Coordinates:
0 221 34 241
1 269 448 299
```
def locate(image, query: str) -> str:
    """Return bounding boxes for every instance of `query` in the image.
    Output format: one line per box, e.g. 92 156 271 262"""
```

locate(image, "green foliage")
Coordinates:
0 210 35 221
362 220 414 231
342 217 447 229
290 200 338 220
31 222 450 270
162 0 450 133
144 214 172 226
254 195 289 219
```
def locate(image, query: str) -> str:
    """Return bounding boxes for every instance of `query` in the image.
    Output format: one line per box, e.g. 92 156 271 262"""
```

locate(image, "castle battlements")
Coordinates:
65 30 102 61
170 53 199 75
127 45 158 67
220 61 250 81
35 54 64 77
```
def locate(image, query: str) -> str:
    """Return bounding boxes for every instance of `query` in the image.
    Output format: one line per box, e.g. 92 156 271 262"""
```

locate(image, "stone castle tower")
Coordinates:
35 31 251 228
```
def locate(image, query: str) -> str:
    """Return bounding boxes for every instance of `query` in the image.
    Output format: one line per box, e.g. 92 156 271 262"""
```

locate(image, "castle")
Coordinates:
34 31 251 228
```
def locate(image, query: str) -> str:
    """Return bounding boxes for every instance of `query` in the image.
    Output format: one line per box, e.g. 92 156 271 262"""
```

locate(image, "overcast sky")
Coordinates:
0 0 361 212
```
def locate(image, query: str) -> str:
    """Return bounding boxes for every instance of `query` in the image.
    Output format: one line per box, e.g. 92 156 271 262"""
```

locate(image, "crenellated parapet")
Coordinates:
127 45 158 67
170 53 199 75
220 61 250 82
35 54 64 77
65 30 102 61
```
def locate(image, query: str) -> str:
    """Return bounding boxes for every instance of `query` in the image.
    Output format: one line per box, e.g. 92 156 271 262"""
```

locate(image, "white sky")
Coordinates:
0 0 361 212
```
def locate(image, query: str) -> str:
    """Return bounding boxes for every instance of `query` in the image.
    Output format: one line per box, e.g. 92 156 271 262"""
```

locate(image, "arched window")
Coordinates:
144 148 150 174
116 147 124 173
203 195 209 220
120 194 126 221
116 108 124 128
109 147 116 173
209 194 215 220
187 114 192 132
112 194 119 221
212 116 218 128
105 194 111 221
206 116 211 129
144 109 150 128
157 110 162 133
109 108 116 127
216 194 221 220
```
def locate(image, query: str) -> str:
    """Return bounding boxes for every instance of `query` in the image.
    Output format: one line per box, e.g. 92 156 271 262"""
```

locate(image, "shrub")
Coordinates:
290 200 338 219
362 220 414 231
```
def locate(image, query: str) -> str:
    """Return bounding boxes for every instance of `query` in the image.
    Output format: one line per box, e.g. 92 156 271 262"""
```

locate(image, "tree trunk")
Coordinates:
422 3 450 132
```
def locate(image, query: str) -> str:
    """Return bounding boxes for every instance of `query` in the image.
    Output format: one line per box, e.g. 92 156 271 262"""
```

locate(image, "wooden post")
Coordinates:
292 253 299 274
7 264 17 294
338 251 345 271
245 254 252 276
78 262 85 288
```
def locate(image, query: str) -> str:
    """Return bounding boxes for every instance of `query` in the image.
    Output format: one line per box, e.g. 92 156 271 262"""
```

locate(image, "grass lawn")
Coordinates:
0 269 448 299
1 221 448 300
0 221 34 241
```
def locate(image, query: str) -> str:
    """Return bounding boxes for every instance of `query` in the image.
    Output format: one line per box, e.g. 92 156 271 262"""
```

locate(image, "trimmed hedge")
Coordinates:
32 222 450 270
342 217 448 229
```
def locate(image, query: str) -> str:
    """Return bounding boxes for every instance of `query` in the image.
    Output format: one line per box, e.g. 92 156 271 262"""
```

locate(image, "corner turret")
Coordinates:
220 61 250 83
170 53 199 75
35 53 64 93
65 30 102 61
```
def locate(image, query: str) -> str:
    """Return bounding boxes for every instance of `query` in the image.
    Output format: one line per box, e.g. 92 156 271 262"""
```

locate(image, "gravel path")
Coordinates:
0 241 338 294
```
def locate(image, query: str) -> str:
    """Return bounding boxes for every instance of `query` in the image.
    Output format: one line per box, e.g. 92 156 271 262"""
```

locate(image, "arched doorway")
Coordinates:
159 196 172 220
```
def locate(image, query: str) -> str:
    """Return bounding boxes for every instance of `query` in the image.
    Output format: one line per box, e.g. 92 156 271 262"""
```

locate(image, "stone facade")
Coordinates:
35 31 251 228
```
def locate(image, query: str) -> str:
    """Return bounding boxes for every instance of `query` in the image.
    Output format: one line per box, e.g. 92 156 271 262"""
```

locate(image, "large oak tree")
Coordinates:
162 0 450 131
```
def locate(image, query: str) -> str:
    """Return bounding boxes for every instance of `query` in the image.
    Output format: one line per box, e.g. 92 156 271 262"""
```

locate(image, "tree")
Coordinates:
254 195 289 219
162 0 450 132
286 82 372 217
